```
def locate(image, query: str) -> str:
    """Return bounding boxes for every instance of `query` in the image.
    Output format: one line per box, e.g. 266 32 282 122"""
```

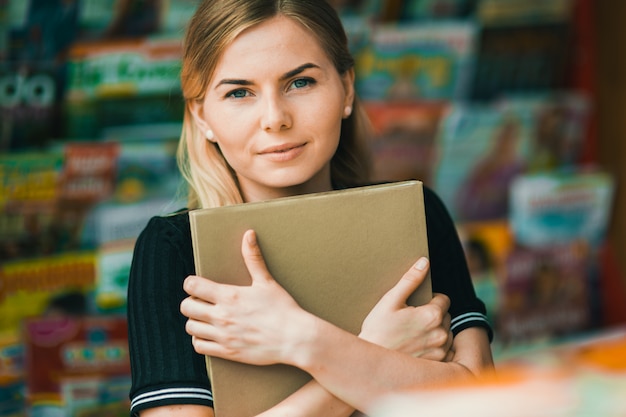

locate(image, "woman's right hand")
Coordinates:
359 258 454 361
180 229 316 367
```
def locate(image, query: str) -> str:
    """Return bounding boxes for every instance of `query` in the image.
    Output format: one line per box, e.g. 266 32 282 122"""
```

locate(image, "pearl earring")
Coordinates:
344 105 352 118
205 129 214 141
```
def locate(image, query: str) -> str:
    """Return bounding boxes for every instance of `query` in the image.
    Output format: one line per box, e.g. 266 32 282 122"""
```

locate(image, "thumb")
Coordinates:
241 229 274 284
380 257 430 309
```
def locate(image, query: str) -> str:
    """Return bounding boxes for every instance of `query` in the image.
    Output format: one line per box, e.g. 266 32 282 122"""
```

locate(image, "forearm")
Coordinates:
139 404 214 417
288 317 492 414
257 379 356 417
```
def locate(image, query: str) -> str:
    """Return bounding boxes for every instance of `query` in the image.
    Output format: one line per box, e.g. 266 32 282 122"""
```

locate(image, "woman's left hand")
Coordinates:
359 258 454 362
180 229 316 366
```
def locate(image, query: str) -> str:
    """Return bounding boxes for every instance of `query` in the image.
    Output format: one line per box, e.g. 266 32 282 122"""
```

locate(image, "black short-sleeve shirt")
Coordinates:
126 185 492 415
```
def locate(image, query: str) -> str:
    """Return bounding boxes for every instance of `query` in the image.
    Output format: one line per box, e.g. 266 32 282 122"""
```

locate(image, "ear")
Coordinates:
188 99 216 142
341 68 356 114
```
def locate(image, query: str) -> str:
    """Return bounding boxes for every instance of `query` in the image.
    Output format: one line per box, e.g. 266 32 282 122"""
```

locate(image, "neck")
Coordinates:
240 168 334 203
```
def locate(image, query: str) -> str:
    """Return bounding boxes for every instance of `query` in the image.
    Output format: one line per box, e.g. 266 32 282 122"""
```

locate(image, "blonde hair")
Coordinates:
177 0 372 209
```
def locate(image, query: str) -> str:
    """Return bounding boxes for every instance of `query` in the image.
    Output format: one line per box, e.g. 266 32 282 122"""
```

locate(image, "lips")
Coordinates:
258 142 306 154
257 142 307 162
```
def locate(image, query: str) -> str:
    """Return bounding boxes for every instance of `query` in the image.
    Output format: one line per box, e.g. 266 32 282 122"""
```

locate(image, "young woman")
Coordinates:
127 1 494 416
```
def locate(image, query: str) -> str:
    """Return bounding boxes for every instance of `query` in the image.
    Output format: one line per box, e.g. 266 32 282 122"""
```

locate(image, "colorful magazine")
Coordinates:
23 315 130 409
363 100 448 185
497 92 592 170
66 36 183 101
496 241 595 348
399 0 477 21
0 152 65 260
468 21 573 101
0 251 96 335
431 101 535 222
509 168 615 248
354 20 477 101
456 220 515 327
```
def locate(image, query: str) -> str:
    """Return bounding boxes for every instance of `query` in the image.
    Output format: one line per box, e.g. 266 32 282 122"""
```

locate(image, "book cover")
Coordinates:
112 139 181 203
468 21 573 101
23 315 130 407
0 331 25 417
95 239 136 313
0 376 24 417
354 20 477 101
456 220 515 327
509 168 615 248
0 152 65 261
60 142 120 204
0 251 96 337
497 92 592 171
189 181 432 417
496 241 594 348
76 0 195 41
82 196 180 248
0 0 8 62
62 95 185 139
65 37 182 101
399 0 477 21
2 0 80 151
0 63 65 152
363 100 448 186
76 0 161 41
431 102 535 222
60 375 131 417
477 0 574 25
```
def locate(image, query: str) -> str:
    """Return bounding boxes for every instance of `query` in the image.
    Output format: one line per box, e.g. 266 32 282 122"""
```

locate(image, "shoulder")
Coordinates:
421 185 459 246
136 209 192 248
141 208 191 236
422 185 453 224
131 209 195 275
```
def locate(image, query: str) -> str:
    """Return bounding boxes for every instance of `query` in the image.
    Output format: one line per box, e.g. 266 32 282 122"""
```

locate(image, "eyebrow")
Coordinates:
215 63 321 87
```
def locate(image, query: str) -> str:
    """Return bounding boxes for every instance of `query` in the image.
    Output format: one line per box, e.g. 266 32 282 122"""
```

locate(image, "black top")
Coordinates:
127 185 492 415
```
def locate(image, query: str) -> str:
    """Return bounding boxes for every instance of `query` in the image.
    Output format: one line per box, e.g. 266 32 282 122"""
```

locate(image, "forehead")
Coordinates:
212 15 333 79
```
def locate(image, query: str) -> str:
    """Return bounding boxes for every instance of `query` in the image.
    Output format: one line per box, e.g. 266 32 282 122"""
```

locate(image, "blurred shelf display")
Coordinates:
1 0 624 415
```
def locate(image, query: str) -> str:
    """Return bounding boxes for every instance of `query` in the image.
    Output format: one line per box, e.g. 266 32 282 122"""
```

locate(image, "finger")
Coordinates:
443 312 452 331
430 292 451 312
185 317 218 340
379 257 430 309
441 312 454 360
241 229 274 283
444 344 456 362
183 275 220 301
444 329 454 354
180 295 215 321
191 335 226 357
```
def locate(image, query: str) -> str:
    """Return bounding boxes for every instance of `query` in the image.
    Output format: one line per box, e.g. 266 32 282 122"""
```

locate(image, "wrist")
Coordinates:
281 309 324 368
288 316 361 376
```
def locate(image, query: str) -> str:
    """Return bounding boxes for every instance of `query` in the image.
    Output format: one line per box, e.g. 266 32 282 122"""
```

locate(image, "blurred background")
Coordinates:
0 0 625 416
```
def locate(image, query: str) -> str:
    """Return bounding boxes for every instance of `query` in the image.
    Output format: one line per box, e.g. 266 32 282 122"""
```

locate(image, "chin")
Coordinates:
269 172 327 192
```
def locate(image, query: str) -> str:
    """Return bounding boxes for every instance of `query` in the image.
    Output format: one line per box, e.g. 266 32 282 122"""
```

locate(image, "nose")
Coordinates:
260 93 292 132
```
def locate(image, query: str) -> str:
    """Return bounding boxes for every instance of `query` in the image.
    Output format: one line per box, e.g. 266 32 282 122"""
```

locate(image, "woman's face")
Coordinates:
191 15 354 202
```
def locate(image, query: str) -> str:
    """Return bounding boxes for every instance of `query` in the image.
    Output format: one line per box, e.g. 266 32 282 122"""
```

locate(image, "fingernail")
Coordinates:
414 257 428 271
246 229 256 245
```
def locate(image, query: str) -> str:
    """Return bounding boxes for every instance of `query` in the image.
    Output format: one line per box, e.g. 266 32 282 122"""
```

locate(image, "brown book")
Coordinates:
189 180 432 417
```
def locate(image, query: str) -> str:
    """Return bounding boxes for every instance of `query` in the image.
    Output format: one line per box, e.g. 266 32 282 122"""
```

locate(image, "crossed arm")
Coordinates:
143 230 493 416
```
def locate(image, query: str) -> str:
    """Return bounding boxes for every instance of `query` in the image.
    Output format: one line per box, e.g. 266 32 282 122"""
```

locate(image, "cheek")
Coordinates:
207 113 255 157
215 139 248 169
315 109 344 148
305 95 344 135
204 99 253 135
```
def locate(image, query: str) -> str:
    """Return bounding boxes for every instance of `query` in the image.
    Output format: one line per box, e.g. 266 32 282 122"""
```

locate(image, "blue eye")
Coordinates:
291 78 315 89
227 89 249 99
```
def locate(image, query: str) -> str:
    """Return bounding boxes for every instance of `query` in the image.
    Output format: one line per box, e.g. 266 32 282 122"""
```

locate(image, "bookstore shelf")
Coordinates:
1 0 624 416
